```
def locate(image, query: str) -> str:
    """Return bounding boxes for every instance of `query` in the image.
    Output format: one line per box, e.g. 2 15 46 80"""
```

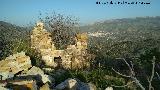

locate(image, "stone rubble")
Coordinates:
0 52 32 79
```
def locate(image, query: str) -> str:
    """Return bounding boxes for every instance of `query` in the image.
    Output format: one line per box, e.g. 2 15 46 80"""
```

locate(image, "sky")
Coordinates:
0 0 160 26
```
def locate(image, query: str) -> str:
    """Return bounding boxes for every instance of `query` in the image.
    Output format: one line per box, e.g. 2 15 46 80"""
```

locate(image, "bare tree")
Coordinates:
147 56 156 90
112 56 156 90
156 72 160 81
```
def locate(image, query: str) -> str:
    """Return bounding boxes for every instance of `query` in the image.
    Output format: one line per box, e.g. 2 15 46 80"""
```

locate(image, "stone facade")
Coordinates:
31 22 91 69
31 22 56 67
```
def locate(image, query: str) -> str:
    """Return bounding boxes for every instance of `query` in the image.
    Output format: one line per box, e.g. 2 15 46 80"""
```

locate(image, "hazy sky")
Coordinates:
0 0 159 26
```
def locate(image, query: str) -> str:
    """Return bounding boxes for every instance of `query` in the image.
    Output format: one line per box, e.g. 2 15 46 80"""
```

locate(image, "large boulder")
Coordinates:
7 80 37 90
25 66 54 84
0 52 32 80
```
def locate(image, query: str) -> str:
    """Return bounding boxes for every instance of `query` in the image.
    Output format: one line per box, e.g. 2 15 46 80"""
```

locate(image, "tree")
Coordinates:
42 12 79 49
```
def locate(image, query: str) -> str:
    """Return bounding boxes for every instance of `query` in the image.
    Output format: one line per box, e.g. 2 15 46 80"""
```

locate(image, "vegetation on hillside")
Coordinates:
0 16 160 90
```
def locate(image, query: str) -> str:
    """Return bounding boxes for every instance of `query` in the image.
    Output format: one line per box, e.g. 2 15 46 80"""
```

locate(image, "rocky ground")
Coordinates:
0 52 87 90
0 52 113 90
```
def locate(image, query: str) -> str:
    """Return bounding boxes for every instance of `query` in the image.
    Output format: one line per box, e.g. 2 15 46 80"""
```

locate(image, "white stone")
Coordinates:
41 74 53 84
55 78 77 90
0 72 14 80
105 87 113 90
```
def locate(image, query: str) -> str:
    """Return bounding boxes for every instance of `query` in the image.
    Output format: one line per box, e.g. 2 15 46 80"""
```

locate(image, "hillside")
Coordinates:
0 21 30 59
0 17 160 89
80 16 160 32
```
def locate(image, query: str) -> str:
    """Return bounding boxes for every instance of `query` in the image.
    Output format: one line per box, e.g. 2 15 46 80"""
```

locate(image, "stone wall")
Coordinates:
31 22 91 69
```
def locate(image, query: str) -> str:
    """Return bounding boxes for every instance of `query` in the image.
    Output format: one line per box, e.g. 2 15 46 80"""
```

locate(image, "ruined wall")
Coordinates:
31 22 57 67
31 22 91 69
76 33 88 50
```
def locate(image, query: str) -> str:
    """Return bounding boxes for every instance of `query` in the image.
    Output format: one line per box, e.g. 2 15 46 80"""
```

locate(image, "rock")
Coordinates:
0 71 14 80
26 66 54 84
105 87 113 90
40 83 50 90
41 74 53 84
27 66 44 75
61 55 72 69
0 52 32 75
85 83 96 90
0 85 9 90
67 79 77 89
76 33 88 50
55 78 77 90
8 80 37 90
42 55 55 66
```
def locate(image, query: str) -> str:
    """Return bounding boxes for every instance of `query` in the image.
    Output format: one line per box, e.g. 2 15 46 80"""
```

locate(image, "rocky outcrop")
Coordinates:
31 22 92 69
0 52 55 90
0 46 95 90
0 52 32 80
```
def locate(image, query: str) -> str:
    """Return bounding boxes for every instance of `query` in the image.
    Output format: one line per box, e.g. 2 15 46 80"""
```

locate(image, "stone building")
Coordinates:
31 22 91 69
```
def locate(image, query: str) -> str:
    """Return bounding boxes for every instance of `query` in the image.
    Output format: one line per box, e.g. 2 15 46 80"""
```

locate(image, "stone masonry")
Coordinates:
31 22 91 69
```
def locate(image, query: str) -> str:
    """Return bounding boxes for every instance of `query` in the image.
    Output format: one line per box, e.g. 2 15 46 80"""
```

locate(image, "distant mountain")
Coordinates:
80 17 160 58
80 16 160 32
80 16 160 41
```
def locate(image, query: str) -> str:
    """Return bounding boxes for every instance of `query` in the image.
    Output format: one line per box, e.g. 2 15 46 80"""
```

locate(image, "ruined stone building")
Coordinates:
31 22 91 69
